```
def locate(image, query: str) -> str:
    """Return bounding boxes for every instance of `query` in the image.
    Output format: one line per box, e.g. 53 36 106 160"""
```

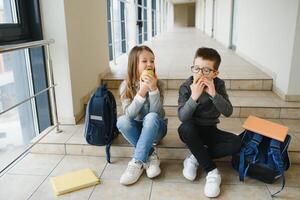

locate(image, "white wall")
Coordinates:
40 0 110 124
214 0 232 48
148 0 152 41
40 0 74 124
204 0 213 36
167 1 174 29
196 0 205 31
195 0 200 29
187 4 196 27
235 0 299 97
288 2 300 98
64 0 110 121
174 3 195 27
126 0 137 50
174 4 188 27
194 0 300 97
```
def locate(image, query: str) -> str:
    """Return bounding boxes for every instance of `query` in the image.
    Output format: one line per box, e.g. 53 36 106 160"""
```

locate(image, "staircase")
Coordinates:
30 72 300 164
30 28 300 164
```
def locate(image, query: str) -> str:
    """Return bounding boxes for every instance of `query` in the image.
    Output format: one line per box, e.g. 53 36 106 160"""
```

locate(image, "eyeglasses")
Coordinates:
190 66 215 75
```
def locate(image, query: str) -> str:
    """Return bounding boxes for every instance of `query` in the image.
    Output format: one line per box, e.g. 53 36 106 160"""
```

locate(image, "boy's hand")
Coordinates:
190 76 205 101
138 77 150 97
202 78 216 97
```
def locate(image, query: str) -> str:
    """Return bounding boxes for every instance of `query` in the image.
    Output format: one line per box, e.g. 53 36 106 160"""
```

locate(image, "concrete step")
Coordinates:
102 77 273 91
30 118 300 164
107 89 300 119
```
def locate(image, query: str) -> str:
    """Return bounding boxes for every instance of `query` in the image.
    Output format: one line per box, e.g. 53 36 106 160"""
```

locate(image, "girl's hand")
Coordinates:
142 74 158 91
190 76 205 101
138 77 150 97
202 78 216 97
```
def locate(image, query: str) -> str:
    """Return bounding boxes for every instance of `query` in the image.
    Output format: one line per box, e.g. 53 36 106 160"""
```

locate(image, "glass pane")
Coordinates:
144 20 147 32
0 103 35 171
143 0 147 7
106 0 111 20
138 7 142 20
152 0 156 10
0 50 31 110
144 33 148 41
0 50 36 172
120 2 125 21
109 45 113 61
138 25 142 34
144 8 147 20
108 21 112 44
0 0 17 24
138 34 142 44
29 47 51 132
121 22 125 40
121 40 126 53
138 0 142 6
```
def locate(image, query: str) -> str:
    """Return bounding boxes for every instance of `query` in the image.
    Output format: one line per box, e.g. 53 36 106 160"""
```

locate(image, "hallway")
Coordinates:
109 27 271 82
1 0 300 199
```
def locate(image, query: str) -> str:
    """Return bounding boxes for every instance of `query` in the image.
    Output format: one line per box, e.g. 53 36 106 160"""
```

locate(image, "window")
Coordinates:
137 0 148 44
107 0 128 61
151 0 157 37
0 0 18 24
120 1 126 53
0 0 51 172
107 0 113 60
0 0 43 44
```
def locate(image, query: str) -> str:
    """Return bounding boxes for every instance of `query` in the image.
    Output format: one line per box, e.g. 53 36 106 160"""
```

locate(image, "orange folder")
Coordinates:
242 115 288 142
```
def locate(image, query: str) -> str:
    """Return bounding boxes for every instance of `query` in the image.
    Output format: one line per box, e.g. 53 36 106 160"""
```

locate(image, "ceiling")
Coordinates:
168 0 196 4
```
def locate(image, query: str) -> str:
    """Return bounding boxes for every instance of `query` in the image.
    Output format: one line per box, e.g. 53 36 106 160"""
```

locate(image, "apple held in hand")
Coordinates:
141 67 155 81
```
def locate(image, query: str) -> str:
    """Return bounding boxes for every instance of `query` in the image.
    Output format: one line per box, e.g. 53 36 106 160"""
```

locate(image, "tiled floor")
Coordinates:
1 153 299 200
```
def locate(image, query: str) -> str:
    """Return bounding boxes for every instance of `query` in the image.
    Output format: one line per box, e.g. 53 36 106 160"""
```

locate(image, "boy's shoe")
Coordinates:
183 154 199 181
204 168 221 198
120 158 144 185
145 152 161 178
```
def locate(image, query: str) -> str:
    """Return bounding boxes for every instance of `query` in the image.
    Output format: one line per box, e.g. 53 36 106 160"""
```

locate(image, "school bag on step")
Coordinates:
84 84 118 163
231 116 291 197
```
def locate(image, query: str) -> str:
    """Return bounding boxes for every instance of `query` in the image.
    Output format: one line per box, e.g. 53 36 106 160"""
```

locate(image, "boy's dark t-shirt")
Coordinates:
178 76 233 126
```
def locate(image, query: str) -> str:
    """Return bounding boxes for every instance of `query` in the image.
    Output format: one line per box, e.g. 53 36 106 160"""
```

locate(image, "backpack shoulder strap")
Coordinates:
239 131 263 181
268 138 287 197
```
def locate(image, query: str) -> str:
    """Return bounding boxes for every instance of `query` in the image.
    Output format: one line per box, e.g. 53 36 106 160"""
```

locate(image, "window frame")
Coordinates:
0 0 43 44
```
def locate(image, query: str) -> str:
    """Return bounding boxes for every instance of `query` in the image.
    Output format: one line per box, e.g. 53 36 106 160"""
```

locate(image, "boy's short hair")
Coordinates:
194 47 221 70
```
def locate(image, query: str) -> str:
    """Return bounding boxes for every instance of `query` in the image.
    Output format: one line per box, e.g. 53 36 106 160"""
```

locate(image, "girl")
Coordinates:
117 45 167 185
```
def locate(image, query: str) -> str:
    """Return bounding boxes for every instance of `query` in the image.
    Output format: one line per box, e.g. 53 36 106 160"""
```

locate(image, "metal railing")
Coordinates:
0 39 62 174
0 39 61 132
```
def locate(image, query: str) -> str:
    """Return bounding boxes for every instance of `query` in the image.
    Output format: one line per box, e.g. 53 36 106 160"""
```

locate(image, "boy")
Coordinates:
177 47 241 198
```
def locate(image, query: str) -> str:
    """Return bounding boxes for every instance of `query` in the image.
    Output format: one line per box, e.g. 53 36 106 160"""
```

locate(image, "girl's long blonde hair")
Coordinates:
121 45 163 102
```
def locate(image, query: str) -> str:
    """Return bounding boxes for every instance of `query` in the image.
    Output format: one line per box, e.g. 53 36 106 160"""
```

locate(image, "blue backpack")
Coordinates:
232 130 291 197
84 84 118 163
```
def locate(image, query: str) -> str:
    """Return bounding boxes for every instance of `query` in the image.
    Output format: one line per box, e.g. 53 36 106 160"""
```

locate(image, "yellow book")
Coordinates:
50 168 100 196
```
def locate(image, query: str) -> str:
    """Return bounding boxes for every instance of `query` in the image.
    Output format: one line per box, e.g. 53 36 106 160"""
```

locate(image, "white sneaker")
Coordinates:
183 154 199 181
120 159 144 185
145 152 161 178
204 168 221 198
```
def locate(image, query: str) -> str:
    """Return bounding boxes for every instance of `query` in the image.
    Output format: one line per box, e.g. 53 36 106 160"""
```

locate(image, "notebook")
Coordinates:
50 168 100 196
242 115 288 142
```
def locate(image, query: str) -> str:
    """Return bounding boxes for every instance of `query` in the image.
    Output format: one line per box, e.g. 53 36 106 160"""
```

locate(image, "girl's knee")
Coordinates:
143 112 160 126
117 115 132 130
